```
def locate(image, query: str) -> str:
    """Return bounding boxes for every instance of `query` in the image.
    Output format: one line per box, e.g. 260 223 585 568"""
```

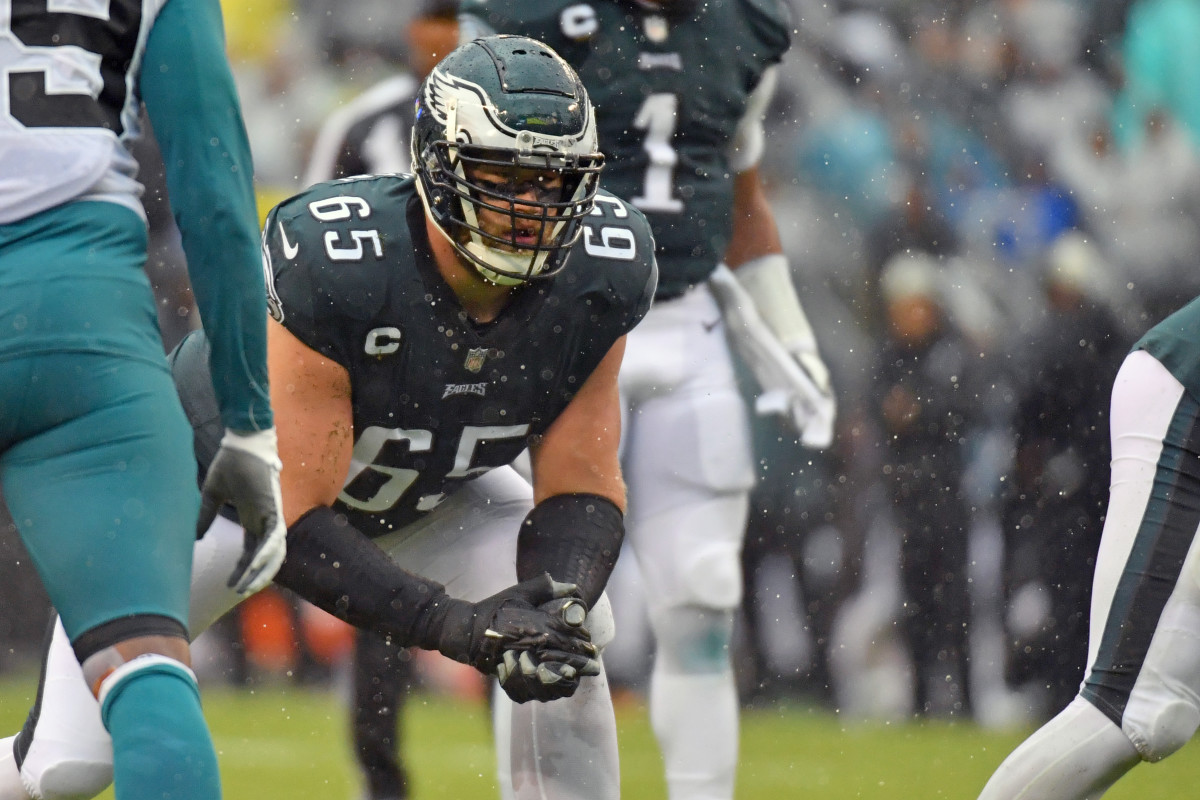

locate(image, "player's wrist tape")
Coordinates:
732 254 818 353
516 493 624 608
274 505 459 650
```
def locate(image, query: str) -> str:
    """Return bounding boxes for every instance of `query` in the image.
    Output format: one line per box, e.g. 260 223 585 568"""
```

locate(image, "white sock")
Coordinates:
650 668 739 800
977 697 1140 800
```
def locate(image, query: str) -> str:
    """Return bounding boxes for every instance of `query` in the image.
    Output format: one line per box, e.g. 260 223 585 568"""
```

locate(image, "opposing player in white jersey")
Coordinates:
460 2 836 797
0 0 287 798
977 292 1200 797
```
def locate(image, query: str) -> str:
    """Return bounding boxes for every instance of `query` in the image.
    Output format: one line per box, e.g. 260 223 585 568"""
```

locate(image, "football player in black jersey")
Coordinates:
0 35 656 800
459 2 835 797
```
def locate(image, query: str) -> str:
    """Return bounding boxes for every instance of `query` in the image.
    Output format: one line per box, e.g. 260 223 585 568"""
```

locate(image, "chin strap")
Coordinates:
463 240 547 286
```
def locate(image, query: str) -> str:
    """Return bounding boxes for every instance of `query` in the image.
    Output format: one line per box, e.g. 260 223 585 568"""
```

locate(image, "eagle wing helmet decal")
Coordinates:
423 67 495 142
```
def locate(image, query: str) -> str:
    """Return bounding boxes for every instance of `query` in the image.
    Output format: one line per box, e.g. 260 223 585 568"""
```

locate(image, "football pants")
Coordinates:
978 350 1200 799
617 284 753 800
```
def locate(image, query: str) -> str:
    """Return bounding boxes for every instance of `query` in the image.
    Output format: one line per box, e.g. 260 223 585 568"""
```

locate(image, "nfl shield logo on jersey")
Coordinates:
464 347 489 373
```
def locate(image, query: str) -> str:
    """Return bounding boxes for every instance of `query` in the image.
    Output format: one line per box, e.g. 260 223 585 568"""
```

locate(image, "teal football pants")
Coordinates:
0 200 198 640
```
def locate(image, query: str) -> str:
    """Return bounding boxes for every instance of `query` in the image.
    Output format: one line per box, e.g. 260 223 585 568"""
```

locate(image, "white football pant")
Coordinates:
0 467 619 800
978 349 1200 798
618 284 755 800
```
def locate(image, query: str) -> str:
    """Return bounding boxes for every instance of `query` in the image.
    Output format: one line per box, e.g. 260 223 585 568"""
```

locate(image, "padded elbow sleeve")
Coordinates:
516 494 624 608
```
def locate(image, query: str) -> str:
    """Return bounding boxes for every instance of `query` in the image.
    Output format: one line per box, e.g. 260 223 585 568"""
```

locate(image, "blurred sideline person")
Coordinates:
976 291 1200 798
0 0 288 798
0 35 656 800
460 2 836 797
302 3 458 798
999 236 1130 719
872 251 977 717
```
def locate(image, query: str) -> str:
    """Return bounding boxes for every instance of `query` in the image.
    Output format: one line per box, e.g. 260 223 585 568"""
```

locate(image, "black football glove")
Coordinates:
496 597 601 703
431 574 597 679
198 428 287 594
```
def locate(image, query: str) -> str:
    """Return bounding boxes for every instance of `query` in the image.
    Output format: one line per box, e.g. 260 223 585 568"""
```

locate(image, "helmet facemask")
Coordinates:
412 36 605 286
420 138 602 285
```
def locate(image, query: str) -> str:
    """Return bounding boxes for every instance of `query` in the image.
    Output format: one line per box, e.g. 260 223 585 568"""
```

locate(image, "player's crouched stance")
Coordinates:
0 35 655 800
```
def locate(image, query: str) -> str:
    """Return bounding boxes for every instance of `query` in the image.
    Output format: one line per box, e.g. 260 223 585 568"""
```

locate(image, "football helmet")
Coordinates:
411 35 603 285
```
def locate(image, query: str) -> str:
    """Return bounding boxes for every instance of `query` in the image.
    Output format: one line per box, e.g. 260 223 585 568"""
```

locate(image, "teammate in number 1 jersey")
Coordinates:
459 2 836 797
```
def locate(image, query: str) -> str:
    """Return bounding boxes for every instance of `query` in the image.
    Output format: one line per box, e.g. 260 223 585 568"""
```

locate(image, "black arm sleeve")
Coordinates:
515 494 625 608
273 506 464 650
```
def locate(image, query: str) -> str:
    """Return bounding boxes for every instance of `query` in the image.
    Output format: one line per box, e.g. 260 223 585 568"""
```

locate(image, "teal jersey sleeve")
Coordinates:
140 0 272 432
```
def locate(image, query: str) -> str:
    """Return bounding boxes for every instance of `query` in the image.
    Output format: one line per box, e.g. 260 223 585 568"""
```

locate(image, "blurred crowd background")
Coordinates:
5 0 1200 731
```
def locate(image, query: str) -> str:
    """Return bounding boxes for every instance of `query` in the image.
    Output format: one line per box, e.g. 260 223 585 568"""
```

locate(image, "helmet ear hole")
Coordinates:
410 35 603 284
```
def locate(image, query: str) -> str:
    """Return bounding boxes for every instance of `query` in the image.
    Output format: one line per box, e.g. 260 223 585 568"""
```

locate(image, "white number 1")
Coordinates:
631 93 684 213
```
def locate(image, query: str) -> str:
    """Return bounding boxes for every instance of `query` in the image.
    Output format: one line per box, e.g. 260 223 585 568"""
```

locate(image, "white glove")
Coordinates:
708 257 836 448
198 428 287 594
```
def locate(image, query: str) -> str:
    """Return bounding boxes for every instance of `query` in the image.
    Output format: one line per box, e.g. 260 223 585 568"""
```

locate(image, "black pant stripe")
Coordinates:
1082 391 1200 726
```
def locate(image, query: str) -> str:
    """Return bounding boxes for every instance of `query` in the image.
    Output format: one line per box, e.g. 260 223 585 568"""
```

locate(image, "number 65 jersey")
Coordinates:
260 174 657 537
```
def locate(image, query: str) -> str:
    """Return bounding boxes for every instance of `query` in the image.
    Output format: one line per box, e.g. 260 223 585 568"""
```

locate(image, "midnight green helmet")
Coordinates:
411 35 604 285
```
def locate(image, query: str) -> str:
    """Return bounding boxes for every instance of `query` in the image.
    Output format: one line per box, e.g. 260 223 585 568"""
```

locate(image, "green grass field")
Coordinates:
3 671 1200 799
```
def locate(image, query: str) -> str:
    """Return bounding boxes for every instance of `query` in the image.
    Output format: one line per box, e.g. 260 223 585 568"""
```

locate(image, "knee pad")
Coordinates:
630 494 746 610
1123 698 1200 762
649 606 735 675
586 593 616 652
21 757 112 800
1117 598 1200 763
679 543 743 609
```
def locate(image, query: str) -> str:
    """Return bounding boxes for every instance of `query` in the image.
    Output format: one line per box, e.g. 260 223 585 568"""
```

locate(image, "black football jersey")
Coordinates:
459 0 790 296
251 174 656 537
